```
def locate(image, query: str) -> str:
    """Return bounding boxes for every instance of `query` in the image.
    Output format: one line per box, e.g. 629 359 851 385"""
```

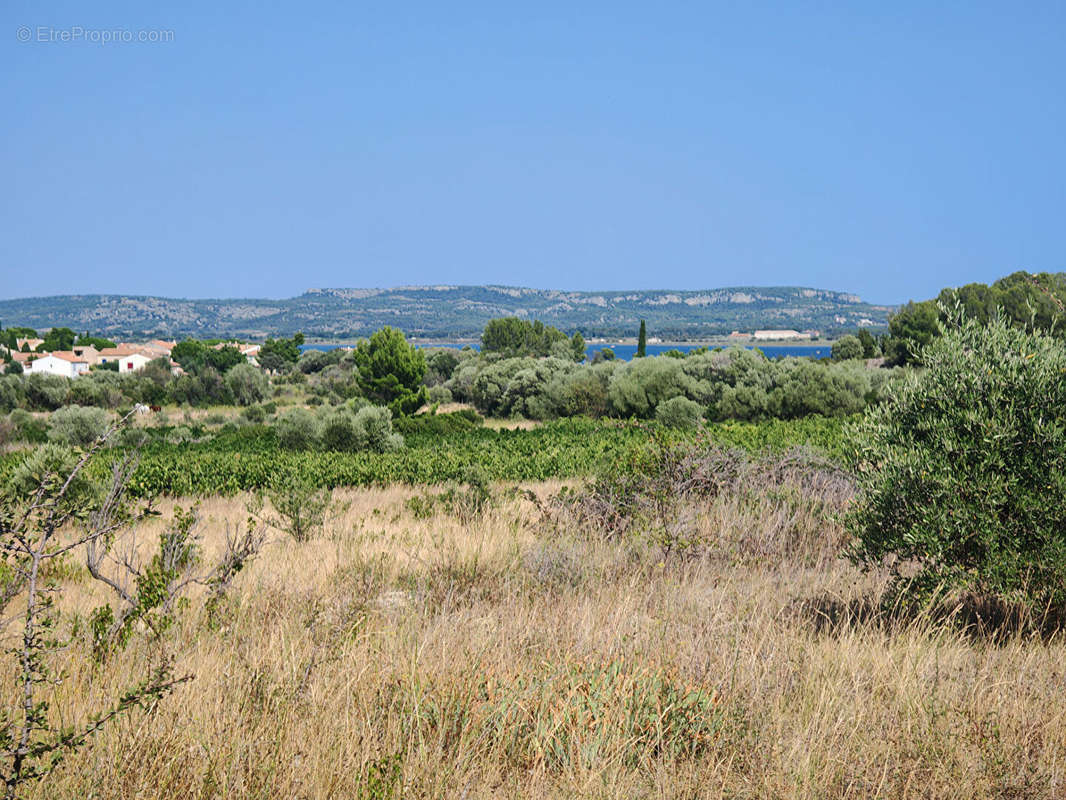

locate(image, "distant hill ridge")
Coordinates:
0 285 893 340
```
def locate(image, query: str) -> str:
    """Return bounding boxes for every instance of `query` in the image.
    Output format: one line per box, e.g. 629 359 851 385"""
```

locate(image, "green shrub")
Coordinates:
24 374 69 411
47 405 111 447
831 334 864 361
393 409 483 436
607 357 704 418
845 314 1066 618
655 396 703 429
225 363 269 406
276 407 321 450
425 385 452 405
241 404 267 424
263 479 331 542
318 405 402 453
0 376 25 412
6 444 99 510
355 406 403 453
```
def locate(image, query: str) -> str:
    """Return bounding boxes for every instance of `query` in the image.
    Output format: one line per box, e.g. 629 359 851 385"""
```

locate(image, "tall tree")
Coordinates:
636 320 647 358
353 326 427 416
570 332 586 363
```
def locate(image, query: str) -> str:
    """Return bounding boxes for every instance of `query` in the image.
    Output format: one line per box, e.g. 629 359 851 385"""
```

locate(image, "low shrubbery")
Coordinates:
47 405 111 447
447 346 899 424
549 433 853 562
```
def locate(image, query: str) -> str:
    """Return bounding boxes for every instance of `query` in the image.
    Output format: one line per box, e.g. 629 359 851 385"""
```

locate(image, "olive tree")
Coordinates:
845 312 1066 619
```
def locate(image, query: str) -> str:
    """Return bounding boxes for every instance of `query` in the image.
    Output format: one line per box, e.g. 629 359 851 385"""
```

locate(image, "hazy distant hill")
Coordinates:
0 286 893 340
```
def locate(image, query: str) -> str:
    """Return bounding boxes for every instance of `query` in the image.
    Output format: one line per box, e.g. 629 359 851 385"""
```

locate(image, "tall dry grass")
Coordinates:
10 474 1066 799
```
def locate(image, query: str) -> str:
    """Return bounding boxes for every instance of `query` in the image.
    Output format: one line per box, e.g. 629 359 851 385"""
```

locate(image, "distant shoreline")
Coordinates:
307 337 840 348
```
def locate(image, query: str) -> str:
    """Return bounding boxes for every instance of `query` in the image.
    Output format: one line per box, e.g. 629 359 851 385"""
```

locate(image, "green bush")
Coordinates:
5 444 99 510
225 363 269 407
845 314 1066 618
607 357 705 418
241 404 268 424
24 374 70 411
392 409 482 436
655 396 704 429
318 405 403 453
0 376 24 412
47 405 111 447
425 385 452 405
355 405 404 453
275 407 321 450
831 335 864 361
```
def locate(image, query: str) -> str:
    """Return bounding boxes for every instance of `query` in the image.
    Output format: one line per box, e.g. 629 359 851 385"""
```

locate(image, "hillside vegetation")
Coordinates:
0 285 892 340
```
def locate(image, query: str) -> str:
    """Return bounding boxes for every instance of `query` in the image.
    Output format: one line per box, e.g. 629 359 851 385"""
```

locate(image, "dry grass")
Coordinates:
12 478 1066 799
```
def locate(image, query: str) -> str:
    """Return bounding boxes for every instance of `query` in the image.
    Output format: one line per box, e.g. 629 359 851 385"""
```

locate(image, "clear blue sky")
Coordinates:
3 1 1064 304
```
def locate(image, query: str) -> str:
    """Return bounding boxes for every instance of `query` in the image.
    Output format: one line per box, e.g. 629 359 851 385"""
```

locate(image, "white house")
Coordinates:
28 352 90 379
97 348 155 372
115 352 153 373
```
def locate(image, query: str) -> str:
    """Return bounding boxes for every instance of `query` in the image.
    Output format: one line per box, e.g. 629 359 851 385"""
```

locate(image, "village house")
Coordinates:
96 347 155 372
71 344 100 362
15 338 44 352
28 351 90 379
123 340 175 359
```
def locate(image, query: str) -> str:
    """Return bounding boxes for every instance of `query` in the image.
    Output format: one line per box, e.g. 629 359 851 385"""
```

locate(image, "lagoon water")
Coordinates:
302 342 832 360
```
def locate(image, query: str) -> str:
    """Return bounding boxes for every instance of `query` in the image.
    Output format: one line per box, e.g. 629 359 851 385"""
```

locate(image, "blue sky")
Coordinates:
3 1 1064 304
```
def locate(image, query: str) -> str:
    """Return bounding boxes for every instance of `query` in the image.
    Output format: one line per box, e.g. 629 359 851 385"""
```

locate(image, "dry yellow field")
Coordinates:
16 480 1066 799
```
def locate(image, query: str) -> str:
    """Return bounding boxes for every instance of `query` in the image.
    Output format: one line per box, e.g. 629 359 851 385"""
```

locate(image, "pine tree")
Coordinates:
636 320 647 358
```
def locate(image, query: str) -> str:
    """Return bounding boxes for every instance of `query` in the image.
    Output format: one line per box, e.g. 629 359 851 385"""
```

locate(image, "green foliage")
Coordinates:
4 361 23 376
655 396 703 429
636 320 647 358
607 357 703 418
298 348 342 374
6 444 100 510
770 359 869 419
831 334 864 361
0 326 37 349
171 340 246 374
39 326 76 352
47 405 111 447
392 409 482 436
407 463 494 523
74 334 117 350
882 270 1066 366
355 753 403 800
352 327 426 416
96 415 847 498
263 478 331 542
845 314 1066 618
24 374 69 411
884 300 939 365
0 377 25 412
275 407 322 451
91 506 201 661
856 328 880 358
225 363 269 406
316 404 403 453
423 348 462 385
260 333 305 371
570 332 586 362
481 317 571 358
